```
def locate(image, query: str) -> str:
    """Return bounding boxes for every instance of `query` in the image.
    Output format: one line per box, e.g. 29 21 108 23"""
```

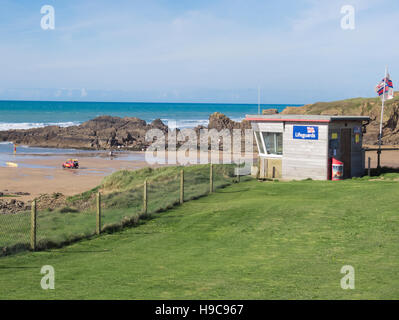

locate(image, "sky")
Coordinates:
0 0 399 104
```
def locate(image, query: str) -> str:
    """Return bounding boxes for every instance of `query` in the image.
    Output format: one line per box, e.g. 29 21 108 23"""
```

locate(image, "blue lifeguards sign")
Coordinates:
293 126 319 140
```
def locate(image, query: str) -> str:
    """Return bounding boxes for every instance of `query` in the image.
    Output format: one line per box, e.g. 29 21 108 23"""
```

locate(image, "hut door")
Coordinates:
340 128 352 178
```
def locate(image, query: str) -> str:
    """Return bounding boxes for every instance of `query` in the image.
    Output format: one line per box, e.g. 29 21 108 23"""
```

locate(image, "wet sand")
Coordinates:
0 154 151 202
365 149 399 169
0 150 254 202
3 148 395 203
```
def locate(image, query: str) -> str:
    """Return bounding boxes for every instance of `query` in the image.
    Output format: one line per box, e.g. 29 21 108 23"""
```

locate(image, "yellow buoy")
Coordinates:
6 162 18 167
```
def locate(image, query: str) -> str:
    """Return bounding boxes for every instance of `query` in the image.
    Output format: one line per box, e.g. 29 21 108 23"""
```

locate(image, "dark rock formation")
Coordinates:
262 108 279 115
207 112 251 131
192 112 253 150
0 116 168 151
0 199 31 214
0 113 254 151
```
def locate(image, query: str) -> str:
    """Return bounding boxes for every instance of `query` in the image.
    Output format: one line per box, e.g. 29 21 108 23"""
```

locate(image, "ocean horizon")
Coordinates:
0 100 303 131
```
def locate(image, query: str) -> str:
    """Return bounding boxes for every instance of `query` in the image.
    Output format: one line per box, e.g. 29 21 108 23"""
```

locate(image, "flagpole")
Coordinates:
377 66 388 170
258 86 260 115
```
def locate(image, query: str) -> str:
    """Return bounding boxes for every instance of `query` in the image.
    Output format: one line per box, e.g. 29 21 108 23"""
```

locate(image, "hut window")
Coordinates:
254 131 265 154
262 132 283 155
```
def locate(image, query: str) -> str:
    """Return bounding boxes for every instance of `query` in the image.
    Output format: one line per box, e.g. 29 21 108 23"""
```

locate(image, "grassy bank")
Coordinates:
0 176 398 299
0 164 238 255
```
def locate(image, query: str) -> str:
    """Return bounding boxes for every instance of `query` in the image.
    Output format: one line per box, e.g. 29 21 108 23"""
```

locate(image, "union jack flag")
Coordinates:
375 74 394 100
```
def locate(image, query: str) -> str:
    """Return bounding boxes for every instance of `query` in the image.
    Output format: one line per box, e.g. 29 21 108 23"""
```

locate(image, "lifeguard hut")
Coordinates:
245 114 370 180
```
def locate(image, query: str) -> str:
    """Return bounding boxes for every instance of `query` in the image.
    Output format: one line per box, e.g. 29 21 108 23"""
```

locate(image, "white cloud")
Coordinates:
1 0 399 103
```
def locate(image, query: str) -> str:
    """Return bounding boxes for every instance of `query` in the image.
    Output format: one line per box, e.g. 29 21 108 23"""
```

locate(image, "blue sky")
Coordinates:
0 0 398 104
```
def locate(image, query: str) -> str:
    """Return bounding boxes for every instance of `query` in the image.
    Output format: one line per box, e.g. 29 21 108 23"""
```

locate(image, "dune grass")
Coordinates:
0 176 398 299
0 164 238 255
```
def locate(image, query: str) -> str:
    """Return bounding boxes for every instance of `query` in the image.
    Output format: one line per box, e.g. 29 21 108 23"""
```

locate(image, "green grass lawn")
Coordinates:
0 177 399 299
0 164 237 254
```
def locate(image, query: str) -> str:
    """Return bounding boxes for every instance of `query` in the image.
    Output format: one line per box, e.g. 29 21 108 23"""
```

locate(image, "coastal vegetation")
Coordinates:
0 164 239 255
0 175 398 299
282 94 399 146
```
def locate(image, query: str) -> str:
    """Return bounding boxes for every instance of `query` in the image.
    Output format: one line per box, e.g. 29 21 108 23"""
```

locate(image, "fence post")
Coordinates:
210 163 214 193
236 160 240 183
256 157 260 180
30 200 37 251
180 169 184 204
368 157 371 177
143 179 148 214
96 192 101 235
377 148 381 171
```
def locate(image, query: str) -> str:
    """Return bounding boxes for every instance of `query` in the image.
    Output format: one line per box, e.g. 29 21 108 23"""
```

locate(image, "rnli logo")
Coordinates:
293 126 319 140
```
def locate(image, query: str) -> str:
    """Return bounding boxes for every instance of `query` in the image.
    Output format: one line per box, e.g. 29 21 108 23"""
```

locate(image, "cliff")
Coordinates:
282 94 399 146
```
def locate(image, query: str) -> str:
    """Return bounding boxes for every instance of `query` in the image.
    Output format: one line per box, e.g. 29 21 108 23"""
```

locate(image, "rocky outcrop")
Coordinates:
192 112 253 150
35 193 68 211
0 113 253 151
282 96 399 146
0 199 31 214
262 108 279 115
0 192 93 214
207 112 251 131
0 116 168 151
3 98 397 149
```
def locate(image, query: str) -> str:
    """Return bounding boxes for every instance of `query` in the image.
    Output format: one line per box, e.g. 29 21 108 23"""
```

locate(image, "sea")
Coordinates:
0 100 302 165
0 100 302 131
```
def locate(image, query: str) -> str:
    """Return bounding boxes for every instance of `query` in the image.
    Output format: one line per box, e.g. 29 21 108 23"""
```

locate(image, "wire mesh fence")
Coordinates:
0 211 30 254
0 163 251 257
36 209 97 250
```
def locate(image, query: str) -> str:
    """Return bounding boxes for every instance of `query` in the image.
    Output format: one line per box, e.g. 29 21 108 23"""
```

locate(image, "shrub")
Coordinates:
59 207 80 213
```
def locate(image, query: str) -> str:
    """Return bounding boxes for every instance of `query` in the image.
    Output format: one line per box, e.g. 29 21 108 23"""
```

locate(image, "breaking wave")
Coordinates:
0 122 80 131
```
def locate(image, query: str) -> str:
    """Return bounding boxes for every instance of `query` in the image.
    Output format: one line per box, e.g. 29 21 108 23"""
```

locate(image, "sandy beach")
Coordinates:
0 153 151 202
0 150 255 202
365 149 399 169
1 147 398 203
